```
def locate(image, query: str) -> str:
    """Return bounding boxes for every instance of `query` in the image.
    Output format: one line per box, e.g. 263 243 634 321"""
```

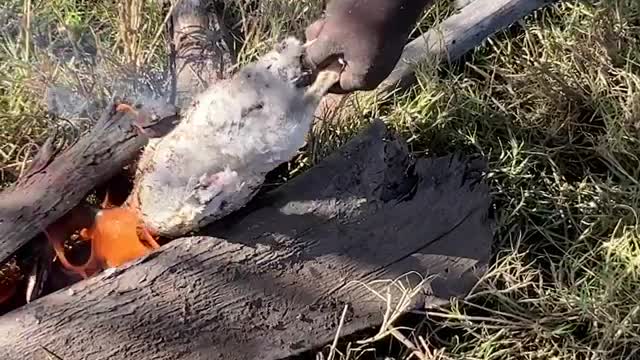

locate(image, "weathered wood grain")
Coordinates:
0 120 493 360
380 0 554 91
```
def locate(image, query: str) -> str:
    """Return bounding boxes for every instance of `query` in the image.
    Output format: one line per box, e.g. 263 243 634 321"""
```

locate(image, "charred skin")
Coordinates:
115 103 151 137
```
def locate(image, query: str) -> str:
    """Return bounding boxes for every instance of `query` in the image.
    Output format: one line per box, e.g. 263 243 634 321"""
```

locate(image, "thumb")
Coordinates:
303 21 341 70
303 39 339 71
305 19 325 42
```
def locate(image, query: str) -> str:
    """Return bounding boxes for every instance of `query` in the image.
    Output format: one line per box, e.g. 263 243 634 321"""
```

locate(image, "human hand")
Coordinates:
304 0 433 94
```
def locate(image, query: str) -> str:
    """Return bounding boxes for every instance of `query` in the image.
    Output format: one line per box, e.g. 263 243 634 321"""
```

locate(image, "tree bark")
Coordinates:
0 120 493 360
170 0 236 108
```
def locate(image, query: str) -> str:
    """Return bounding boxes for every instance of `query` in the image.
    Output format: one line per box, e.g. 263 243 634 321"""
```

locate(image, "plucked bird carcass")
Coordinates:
43 36 341 279
132 38 339 237
132 36 340 237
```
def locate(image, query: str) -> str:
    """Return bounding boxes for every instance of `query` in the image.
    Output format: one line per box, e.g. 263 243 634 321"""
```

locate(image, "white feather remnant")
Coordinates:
133 37 339 237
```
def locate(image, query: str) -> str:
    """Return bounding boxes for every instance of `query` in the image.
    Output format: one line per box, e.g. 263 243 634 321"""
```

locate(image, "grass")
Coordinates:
2 0 640 358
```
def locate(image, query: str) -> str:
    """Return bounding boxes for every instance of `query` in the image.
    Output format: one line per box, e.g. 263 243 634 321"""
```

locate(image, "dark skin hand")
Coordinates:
304 0 435 94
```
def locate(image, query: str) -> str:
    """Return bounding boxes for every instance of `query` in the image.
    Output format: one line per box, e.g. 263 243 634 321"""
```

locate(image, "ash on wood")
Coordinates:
0 120 493 360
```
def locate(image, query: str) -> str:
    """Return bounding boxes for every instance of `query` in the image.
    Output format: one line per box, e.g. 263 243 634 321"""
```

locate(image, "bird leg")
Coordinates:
303 63 343 103
115 102 176 139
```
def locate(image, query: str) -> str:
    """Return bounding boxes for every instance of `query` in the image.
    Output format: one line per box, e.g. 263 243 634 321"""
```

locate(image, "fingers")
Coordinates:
303 40 336 71
304 15 378 94
304 19 345 71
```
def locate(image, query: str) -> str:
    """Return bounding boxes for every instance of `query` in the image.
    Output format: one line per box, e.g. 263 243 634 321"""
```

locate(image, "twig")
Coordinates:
327 304 350 360
144 0 181 65
22 0 32 62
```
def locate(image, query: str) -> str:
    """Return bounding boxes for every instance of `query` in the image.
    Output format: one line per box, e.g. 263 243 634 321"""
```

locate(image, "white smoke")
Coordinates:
1 3 172 133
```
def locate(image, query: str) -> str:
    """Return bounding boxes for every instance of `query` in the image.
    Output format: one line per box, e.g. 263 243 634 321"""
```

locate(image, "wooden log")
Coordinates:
170 0 236 108
0 120 493 360
0 103 178 268
380 0 555 91
315 0 555 123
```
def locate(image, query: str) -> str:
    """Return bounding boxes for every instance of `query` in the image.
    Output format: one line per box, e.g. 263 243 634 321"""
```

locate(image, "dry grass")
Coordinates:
2 0 640 359
0 0 167 186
